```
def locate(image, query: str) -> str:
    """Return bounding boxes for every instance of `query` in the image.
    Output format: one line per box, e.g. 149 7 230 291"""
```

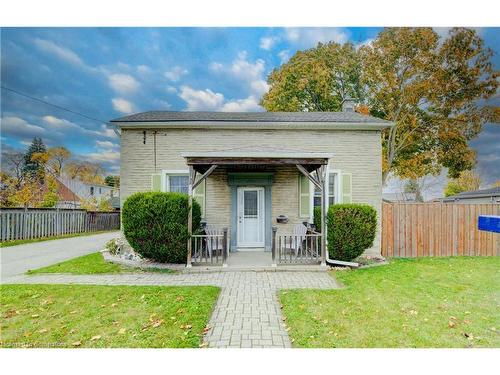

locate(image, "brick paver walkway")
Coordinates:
3 271 339 348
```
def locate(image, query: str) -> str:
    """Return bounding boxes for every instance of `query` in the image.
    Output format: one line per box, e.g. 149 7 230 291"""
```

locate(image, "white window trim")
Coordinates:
161 169 189 192
308 166 342 222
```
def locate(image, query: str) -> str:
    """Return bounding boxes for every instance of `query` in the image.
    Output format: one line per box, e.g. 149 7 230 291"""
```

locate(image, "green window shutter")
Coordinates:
193 180 206 218
151 173 162 192
298 174 310 218
342 173 352 203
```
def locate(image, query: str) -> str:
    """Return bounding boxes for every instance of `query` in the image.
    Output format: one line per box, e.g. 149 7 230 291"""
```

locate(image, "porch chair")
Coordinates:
204 224 224 257
285 223 308 256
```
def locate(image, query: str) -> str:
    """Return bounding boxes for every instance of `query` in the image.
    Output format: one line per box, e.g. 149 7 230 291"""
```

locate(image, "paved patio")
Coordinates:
4 270 340 348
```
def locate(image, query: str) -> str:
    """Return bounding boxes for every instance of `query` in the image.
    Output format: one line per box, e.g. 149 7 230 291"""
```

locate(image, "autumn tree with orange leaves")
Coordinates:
262 28 499 185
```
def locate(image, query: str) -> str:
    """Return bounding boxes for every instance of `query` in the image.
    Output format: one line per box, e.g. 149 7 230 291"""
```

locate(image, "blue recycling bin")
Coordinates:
478 215 500 234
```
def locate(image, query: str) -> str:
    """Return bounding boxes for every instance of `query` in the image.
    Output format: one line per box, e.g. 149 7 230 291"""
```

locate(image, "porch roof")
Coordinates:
182 147 333 173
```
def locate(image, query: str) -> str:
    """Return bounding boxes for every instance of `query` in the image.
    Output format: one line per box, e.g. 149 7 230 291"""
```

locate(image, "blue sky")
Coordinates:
1 27 499 192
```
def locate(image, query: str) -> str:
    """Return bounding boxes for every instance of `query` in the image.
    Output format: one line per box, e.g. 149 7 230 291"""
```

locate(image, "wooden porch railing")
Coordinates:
272 226 322 265
191 227 228 266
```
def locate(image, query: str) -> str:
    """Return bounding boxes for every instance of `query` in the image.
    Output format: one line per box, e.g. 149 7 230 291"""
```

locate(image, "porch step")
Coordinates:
184 264 329 273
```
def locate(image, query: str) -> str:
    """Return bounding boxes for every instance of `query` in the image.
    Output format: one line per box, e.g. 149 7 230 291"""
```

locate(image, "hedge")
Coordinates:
326 204 377 261
122 192 201 263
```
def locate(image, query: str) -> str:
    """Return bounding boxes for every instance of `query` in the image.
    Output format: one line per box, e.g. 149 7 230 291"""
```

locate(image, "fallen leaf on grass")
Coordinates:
199 342 208 348
38 328 48 334
448 321 456 328
151 320 164 328
176 296 185 302
180 324 192 330
90 335 101 341
69 310 77 314
202 326 211 334
3 310 19 319
72 341 81 347
111 303 118 308
31 314 39 318
118 328 126 335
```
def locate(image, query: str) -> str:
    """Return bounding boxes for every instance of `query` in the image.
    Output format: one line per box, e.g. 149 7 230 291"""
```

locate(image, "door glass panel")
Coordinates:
244 190 258 216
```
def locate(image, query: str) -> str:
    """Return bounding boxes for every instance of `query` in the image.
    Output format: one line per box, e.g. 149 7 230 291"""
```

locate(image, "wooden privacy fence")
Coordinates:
382 203 500 257
0 208 120 242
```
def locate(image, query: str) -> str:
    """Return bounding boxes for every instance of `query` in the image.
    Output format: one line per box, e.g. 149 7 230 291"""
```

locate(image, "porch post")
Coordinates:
320 166 327 266
187 165 195 268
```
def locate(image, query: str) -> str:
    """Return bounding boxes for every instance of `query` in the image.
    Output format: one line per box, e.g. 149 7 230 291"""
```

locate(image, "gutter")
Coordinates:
109 120 393 131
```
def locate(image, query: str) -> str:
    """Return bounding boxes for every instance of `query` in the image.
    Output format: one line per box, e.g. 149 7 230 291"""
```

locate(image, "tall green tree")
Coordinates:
261 42 363 111
22 137 47 181
261 28 498 185
362 27 498 183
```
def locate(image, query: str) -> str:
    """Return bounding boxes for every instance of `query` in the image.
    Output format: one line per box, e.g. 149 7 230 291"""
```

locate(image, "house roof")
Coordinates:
54 179 80 202
382 192 417 203
110 111 393 130
442 187 500 201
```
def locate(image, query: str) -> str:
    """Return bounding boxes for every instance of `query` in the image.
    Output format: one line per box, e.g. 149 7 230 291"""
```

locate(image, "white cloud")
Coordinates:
33 38 85 67
1 116 46 138
95 140 119 149
179 86 225 111
137 65 152 74
211 51 269 97
209 62 223 72
166 86 178 93
278 50 290 64
164 66 188 81
96 124 118 139
260 36 279 50
284 28 349 48
112 98 134 114
86 150 120 163
108 74 140 95
221 96 263 112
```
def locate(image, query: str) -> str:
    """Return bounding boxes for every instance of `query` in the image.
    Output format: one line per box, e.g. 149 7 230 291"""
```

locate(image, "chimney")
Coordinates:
342 97 356 112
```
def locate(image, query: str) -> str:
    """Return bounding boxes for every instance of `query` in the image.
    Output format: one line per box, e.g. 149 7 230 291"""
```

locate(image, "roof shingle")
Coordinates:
110 111 391 124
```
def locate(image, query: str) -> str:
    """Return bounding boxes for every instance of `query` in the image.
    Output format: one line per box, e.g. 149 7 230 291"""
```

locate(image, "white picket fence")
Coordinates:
0 208 120 242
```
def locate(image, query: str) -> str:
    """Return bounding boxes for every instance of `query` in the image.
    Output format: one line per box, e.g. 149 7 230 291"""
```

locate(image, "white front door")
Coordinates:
237 187 265 248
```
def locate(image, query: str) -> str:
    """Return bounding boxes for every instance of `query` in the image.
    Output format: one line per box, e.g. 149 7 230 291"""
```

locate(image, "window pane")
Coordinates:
170 176 188 194
244 190 258 216
313 196 322 207
329 174 336 196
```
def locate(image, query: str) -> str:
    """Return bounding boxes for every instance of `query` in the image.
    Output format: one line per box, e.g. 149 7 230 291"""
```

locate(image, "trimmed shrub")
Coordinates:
122 192 201 263
313 206 322 232
326 204 377 261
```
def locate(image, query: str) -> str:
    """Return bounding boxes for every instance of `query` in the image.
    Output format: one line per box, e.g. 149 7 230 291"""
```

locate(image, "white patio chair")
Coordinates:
204 224 224 257
286 224 307 255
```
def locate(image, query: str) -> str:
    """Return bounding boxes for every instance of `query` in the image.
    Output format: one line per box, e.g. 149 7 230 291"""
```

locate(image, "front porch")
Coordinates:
183 147 334 268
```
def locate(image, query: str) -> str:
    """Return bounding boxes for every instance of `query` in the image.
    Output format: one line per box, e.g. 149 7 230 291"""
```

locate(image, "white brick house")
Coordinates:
111 105 393 267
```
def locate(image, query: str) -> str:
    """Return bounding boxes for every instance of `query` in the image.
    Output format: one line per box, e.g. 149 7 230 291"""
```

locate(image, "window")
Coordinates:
90 186 94 195
169 175 189 194
162 171 206 217
99 187 102 194
313 173 338 207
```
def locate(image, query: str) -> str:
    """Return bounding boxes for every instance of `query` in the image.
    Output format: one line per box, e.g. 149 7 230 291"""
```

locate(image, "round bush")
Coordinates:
326 204 377 261
122 192 201 263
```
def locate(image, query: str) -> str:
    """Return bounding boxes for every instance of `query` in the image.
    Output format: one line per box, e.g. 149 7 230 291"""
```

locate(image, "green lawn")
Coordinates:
0 284 219 348
27 252 175 275
280 257 500 348
0 230 118 248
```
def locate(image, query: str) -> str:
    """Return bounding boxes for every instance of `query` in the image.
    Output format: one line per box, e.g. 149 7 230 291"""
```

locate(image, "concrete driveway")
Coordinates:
1 231 120 282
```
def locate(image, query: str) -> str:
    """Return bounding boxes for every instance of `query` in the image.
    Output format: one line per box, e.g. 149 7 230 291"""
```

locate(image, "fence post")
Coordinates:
272 226 277 267
23 206 28 239
222 227 228 267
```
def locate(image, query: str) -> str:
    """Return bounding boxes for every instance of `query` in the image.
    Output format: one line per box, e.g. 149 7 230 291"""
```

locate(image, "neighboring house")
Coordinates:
437 187 500 204
111 102 393 266
382 192 417 203
55 174 116 208
53 178 82 208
